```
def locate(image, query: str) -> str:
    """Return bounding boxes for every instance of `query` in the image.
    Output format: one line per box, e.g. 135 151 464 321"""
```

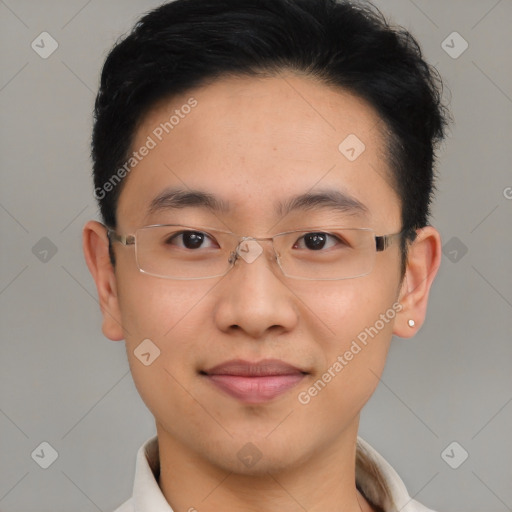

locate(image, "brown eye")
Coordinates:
166 231 216 249
303 233 327 250
294 232 341 251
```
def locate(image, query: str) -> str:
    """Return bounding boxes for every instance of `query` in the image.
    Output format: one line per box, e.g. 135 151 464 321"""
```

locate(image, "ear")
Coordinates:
82 220 125 341
394 226 442 338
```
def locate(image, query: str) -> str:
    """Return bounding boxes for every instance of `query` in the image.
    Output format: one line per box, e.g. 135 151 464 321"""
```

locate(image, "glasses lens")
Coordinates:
135 225 232 279
132 225 377 280
275 228 376 280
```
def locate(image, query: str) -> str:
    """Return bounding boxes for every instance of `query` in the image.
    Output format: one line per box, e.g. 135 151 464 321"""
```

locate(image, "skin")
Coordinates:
83 72 441 512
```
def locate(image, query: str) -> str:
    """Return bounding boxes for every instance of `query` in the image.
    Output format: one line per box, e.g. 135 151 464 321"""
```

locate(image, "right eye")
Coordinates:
293 232 346 251
165 230 218 250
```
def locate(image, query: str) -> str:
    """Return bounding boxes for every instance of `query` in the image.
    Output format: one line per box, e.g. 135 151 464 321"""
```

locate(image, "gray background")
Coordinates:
0 0 511 511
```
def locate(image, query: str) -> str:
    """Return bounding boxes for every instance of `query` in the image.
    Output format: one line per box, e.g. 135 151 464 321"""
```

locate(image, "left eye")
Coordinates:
165 230 218 250
294 232 341 251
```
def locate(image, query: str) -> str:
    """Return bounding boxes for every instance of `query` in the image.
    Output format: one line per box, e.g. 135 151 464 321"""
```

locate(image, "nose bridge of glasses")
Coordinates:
232 235 279 265
235 236 265 263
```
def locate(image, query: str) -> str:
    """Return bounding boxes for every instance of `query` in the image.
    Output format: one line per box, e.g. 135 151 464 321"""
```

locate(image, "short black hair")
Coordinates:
92 0 449 271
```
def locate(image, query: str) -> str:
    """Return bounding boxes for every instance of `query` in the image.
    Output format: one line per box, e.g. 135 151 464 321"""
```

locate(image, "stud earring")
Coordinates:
408 319 415 328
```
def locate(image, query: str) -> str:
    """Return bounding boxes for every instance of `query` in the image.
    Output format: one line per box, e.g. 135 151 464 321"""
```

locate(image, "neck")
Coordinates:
155 419 375 512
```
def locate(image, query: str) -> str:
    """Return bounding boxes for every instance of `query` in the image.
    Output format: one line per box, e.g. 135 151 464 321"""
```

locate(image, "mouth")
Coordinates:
200 359 308 404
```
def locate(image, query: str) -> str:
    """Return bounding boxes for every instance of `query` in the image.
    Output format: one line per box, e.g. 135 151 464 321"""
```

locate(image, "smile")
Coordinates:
201 358 308 404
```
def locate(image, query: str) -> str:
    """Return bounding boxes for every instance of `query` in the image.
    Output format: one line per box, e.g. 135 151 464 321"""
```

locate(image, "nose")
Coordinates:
213 239 299 338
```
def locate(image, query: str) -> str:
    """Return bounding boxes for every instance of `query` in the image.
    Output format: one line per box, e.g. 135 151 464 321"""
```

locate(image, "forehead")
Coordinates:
117 73 400 231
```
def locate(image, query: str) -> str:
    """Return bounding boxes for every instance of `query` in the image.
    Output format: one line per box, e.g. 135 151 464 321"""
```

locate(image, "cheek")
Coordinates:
117 278 214 424
117 274 212 339
292 275 399 344
294 277 398 413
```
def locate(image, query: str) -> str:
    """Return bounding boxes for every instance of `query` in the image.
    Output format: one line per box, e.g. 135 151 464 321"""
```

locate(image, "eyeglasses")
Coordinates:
106 224 404 280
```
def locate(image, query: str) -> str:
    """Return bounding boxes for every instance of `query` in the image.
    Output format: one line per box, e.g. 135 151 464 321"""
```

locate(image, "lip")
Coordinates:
201 359 308 404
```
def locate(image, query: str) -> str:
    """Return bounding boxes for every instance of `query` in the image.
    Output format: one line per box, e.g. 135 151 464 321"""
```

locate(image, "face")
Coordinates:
109 73 405 473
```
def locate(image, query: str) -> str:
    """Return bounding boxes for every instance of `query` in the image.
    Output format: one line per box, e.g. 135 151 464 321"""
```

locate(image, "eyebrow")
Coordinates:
147 188 231 216
146 187 369 219
276 189 369 218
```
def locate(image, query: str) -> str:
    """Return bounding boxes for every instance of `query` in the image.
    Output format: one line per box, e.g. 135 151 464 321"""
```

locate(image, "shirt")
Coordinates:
113 435 437 512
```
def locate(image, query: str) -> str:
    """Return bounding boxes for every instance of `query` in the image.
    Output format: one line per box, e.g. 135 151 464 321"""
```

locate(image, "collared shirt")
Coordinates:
113 435 437 512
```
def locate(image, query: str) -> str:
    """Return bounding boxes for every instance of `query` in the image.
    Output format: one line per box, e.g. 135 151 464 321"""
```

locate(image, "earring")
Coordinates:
408 319 415 328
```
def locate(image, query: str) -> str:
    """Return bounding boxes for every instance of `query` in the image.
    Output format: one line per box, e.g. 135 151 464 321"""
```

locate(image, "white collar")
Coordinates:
117 435 437 512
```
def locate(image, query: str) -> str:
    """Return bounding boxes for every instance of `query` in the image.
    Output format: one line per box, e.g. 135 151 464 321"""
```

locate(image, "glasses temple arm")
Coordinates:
106 228 135 246
375 229 416 252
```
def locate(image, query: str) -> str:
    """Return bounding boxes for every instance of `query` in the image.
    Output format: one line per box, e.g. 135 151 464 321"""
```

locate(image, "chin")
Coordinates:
206 433 312 476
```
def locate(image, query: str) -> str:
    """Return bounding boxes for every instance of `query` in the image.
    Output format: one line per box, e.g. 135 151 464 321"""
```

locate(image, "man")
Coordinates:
83 0 448 510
